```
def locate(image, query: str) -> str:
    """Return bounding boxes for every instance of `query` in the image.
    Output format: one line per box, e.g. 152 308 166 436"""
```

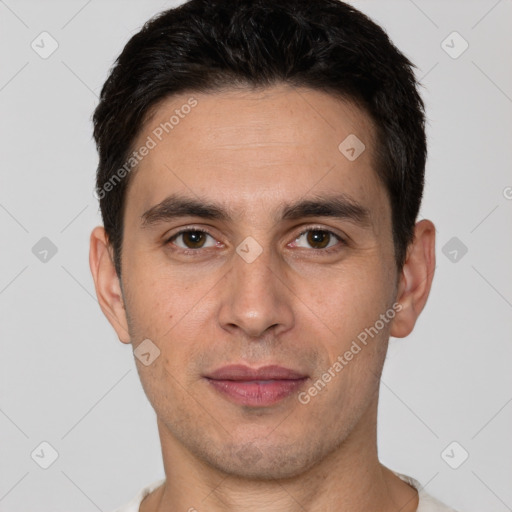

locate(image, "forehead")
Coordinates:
127 85 385 220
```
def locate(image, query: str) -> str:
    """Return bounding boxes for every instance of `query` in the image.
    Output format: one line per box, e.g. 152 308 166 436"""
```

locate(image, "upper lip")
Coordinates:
205 364 308 381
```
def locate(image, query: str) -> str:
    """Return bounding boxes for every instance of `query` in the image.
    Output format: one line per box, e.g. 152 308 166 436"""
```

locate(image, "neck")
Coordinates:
142 394 418 512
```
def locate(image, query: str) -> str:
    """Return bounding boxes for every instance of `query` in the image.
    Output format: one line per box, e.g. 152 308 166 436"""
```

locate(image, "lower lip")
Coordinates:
205 378 308 407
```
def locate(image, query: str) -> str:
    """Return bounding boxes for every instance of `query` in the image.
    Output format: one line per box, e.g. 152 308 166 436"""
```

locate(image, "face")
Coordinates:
91 85 431 480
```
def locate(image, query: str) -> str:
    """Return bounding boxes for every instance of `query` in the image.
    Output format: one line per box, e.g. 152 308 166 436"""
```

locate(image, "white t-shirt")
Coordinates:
112 471 459 512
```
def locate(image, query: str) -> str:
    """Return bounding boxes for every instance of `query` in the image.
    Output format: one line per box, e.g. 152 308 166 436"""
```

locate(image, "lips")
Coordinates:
204 364 308 407
206 364 307 381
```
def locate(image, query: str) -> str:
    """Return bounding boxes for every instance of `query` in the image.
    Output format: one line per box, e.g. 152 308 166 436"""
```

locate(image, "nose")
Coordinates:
217 244 294 339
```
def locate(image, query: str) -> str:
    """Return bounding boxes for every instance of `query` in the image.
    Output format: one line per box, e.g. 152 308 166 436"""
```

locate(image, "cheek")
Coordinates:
122 248 213 333
299 257 394 332
300 266 395 391
123 274 173 337
303 267 393 403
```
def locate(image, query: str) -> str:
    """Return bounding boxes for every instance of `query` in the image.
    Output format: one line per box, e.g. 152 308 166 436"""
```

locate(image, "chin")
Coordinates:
202 439 322 481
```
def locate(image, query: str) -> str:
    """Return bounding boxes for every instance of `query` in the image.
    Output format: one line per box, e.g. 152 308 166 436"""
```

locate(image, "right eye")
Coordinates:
166 229 220 251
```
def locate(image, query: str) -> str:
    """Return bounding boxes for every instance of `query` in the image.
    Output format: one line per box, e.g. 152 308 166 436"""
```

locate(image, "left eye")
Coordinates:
170 230 218 250
292 229 341 250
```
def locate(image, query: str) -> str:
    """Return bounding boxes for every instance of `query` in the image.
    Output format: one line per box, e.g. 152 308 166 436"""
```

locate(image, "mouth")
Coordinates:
203 364 309 407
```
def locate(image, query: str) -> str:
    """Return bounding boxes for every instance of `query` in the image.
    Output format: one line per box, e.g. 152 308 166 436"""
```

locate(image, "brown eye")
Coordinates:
307 230 331 249
293 229 341 250
183 231 206 248
170 230 217 250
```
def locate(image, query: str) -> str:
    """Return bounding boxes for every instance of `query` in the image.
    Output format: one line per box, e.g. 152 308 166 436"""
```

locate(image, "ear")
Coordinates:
89 226 131 344
390 219 436 338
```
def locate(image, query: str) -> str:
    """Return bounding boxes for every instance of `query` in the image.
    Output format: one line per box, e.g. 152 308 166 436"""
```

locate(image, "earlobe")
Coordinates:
390 219 436 339
89 226 131 344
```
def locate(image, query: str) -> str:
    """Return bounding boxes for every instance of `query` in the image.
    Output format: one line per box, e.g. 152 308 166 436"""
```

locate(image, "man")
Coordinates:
89 0 457 510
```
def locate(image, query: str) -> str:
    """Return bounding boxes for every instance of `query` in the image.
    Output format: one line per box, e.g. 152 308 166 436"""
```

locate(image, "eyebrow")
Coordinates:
140 193 371 228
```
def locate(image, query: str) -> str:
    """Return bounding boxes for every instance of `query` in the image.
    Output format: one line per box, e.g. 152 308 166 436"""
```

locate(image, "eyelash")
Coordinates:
165 228 219 257
165 226 346 256
289 227 345 254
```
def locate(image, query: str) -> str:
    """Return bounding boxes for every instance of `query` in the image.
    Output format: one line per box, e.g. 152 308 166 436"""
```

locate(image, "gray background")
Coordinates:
1 0 511 510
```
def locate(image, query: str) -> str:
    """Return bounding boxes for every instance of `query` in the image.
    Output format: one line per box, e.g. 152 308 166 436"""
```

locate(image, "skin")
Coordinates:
90 84 435 512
